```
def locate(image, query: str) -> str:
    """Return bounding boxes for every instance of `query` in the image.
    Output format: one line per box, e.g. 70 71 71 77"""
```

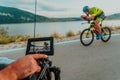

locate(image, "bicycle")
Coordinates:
80 21 111 46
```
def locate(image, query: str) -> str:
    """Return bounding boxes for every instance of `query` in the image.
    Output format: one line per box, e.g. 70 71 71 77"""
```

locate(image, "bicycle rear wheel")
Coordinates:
80 28 94 46
101 27 111 42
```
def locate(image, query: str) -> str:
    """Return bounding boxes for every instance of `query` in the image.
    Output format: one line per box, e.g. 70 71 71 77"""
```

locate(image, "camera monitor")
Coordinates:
26 37 54 56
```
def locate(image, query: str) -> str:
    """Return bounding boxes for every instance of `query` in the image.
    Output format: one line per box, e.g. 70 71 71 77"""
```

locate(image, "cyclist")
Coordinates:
81 6 105 39
42 42 50 51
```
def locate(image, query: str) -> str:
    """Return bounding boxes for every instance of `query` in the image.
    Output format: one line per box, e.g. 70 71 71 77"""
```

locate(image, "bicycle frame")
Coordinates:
89 21 108 35
87 21 99 36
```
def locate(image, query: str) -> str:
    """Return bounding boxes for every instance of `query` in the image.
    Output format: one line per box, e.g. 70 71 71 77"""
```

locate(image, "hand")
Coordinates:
80 15 86 18
0 54 47 80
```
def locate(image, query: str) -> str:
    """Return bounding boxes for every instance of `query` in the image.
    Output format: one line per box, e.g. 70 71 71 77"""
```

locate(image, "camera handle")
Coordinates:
24 57 61 80
37 58 50 80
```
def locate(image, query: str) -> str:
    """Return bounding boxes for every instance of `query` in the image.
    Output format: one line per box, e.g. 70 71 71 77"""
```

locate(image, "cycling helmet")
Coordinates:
44 42 48 45
83 6 89 12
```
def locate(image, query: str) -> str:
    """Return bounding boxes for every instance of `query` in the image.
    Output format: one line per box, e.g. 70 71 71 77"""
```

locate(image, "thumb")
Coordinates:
35 66 41 73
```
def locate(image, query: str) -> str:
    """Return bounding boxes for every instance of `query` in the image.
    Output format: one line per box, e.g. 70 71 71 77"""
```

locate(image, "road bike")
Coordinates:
80 21 111 46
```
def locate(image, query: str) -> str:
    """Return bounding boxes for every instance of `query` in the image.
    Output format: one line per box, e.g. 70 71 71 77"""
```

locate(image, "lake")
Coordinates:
1 20 120 36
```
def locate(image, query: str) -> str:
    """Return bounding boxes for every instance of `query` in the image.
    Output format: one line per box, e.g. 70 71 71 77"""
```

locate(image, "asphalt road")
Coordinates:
0 34 120 80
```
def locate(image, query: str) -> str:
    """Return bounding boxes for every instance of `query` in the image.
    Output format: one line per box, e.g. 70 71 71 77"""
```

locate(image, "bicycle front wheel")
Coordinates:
80 28 94 46
101 27 111 42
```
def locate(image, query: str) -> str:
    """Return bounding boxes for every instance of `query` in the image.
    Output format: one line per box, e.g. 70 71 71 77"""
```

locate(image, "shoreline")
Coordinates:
0 25 120 51
0 33 120 54
0 35 80 51
0 30 120 53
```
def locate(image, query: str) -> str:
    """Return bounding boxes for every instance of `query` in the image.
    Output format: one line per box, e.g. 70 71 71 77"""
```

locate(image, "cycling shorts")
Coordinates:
94 12 105 22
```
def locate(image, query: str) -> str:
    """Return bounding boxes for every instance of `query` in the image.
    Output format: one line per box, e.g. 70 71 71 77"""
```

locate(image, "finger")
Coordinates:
35 66 41 73
31 54 48 59
21 66 41 79
30 66 41 74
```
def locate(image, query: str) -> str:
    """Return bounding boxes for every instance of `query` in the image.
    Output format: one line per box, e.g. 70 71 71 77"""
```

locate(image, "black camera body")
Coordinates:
25 37 60 80
26 37 54 56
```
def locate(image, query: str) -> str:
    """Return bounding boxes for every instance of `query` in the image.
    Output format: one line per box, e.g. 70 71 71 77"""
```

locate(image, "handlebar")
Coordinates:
81 20 95 25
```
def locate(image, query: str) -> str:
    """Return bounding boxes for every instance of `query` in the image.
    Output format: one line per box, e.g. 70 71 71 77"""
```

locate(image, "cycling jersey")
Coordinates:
89 7 103 17
89 7 105 21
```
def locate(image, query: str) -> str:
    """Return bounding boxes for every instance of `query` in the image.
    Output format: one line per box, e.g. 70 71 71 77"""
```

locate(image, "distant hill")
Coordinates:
106 13 120 20
0 6 82 24
0 6 49 24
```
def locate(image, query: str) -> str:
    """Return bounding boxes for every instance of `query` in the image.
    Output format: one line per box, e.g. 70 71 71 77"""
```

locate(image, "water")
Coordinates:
0 20 120 36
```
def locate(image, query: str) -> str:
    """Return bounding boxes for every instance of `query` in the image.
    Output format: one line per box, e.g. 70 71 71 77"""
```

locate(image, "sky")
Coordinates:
0 0 120 18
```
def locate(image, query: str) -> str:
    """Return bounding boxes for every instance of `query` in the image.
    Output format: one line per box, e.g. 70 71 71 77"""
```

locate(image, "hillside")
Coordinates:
0 6 82 24
106 13 120 20
0 6 49 24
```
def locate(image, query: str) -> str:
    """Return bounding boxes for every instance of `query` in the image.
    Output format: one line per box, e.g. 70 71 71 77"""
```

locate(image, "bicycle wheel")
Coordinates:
49 67 61 80
101 27 111 42
80 28 94 46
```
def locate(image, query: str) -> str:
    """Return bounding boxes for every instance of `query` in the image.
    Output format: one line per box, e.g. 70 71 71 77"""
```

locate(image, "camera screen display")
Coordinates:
26 37 54 56
30 41 50 52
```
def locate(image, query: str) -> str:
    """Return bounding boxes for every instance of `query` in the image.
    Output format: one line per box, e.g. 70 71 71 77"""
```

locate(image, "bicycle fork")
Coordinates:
86 27 95 38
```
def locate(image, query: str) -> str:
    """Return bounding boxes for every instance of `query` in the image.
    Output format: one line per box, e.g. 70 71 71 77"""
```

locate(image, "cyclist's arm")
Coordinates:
85 16 94 20
81 15 94 21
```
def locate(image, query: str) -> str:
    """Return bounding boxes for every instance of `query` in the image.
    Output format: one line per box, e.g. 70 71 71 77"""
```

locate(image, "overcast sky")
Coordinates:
0 0 120 18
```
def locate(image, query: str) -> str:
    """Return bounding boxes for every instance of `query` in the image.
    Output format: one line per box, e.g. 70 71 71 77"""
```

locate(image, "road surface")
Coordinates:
0 34 120 80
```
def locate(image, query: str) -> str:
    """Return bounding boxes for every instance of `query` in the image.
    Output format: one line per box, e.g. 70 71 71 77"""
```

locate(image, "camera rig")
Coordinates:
24 37 61 80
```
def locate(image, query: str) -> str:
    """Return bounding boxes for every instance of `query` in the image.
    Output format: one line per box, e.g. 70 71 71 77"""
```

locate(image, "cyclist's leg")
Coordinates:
94 12 105 39
93 12 105 34
93 18 102 34
93 18 103 39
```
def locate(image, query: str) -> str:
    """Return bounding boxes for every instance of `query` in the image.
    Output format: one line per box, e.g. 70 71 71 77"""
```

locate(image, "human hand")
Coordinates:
80 15 86 18
0 54 47 80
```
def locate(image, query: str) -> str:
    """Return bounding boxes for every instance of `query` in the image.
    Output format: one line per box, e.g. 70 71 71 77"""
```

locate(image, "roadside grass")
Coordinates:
51 32 62 39
66 31 75 37
0 26 120 44
109 26 120 34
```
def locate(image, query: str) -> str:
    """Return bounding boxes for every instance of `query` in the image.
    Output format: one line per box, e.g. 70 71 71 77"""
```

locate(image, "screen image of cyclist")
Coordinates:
30 41 50 52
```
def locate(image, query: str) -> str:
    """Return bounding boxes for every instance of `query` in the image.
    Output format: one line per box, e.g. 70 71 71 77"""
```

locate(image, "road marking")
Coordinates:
0 48 25 54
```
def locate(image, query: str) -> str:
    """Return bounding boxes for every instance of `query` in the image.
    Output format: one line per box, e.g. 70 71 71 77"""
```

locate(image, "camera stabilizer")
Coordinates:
0 37 60 80
23 58 60 80
24 37 61 80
